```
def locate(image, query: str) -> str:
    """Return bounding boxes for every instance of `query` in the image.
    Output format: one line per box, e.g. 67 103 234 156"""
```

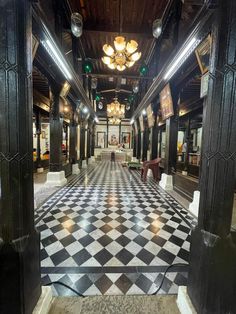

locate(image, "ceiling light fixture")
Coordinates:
82 107 89 114
164 37 200 80
142 109 146 116
107 98 125 119
102 36 141 72
41 39 72 80
71 12 83 38
109 117 121 125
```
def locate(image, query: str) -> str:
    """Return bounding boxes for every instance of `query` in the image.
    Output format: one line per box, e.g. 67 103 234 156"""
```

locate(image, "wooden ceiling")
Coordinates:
35 0 203 117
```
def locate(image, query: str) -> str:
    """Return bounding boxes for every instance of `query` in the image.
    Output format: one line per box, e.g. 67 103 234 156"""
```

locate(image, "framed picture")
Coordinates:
41 131 46 139
159 83 174 120
97 132 106 148
195 34 212 74
121 132 130 148
147 104 154 128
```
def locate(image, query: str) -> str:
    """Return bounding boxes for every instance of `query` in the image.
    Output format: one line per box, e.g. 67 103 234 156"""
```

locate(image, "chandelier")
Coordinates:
107 99 125 124
102 36 141 71
109 117 121 125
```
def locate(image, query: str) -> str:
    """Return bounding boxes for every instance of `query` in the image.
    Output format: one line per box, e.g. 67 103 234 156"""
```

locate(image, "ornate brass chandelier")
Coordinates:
107 98 125 124
102 36 141 71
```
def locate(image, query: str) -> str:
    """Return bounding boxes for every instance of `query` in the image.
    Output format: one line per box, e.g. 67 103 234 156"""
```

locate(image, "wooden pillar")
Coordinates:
188 2 236 313
91 124 95 157
69 108 78 164
151 123 159 160
49 83 63 172
133 129 137 157
142 126 149 161
35 110 42 168
0 1 41 313
80 120 86 162
164 88 179 174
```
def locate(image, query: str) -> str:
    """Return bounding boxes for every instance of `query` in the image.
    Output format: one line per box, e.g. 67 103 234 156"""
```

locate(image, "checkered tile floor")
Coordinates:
37 161 196 296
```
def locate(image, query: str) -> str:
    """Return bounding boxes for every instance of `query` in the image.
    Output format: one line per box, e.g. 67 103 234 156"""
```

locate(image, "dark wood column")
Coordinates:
133 129 137 157
35 110 42 168
69 108 78 164
49 83 63 172
80 120 86 161
0 1 41 313
137 129 141 160
87 126 91 159
151 123 159 160
91 124 95 157
164 88 179 174
188 2 236 313
142 127 149 161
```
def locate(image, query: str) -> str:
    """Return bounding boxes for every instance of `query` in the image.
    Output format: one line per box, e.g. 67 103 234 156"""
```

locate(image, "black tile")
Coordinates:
157 248 175 264
102 216 113 223
115 216 127 223
58 216 70 223
116 235 131 247
67 223 80 233
115 274 133 294
74 275 93 294
169 235 184 247
72 249 92 265
82 224 97 233
50 224 64 234
37 224 48 232
94 274 113 294
78 235 94 247
158 217 168 223
115 249 134 265
170 216 182 224
60 235 76 247
162 224 175 234
116 225 129 234
177 248 189 262
147 224 160 234
43 216 55 223
41 234 58 247
174 272 188 286
41 248 48 260
133 235 149 247
178 225 190 234
94 249 113 265
131 224 144 233
136 249 155 264
151 235 167 247
73 216 85 223
143 216 154 224
100 224 113 234
97 235 113 247
50 249 70 265
135 274 153 293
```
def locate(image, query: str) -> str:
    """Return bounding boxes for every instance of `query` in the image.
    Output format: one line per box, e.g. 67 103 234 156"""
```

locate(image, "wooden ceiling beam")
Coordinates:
82 29 153 39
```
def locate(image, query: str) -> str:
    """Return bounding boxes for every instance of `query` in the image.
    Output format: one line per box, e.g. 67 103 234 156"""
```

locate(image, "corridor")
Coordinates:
37 162 196 296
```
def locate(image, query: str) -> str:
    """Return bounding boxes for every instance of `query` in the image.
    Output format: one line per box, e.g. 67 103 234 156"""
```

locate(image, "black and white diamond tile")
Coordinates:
37 161 195 296
41 270 188 296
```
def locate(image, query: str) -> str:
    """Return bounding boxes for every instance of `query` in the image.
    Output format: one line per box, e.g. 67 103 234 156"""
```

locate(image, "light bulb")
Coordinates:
130 52 141 62
102 56 112 65
103 44 114 56
126 40 138 54
71 13 83 38
114 36 126 51
117 65 126 71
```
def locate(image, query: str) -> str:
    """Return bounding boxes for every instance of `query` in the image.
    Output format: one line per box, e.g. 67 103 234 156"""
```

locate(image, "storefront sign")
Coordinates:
159 84 174 120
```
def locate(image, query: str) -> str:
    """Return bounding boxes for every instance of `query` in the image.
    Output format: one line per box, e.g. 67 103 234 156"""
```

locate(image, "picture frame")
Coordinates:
41 131 46 139
195 34 212 74
159 83 174 120
97 132 106 148
121 132 130 148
